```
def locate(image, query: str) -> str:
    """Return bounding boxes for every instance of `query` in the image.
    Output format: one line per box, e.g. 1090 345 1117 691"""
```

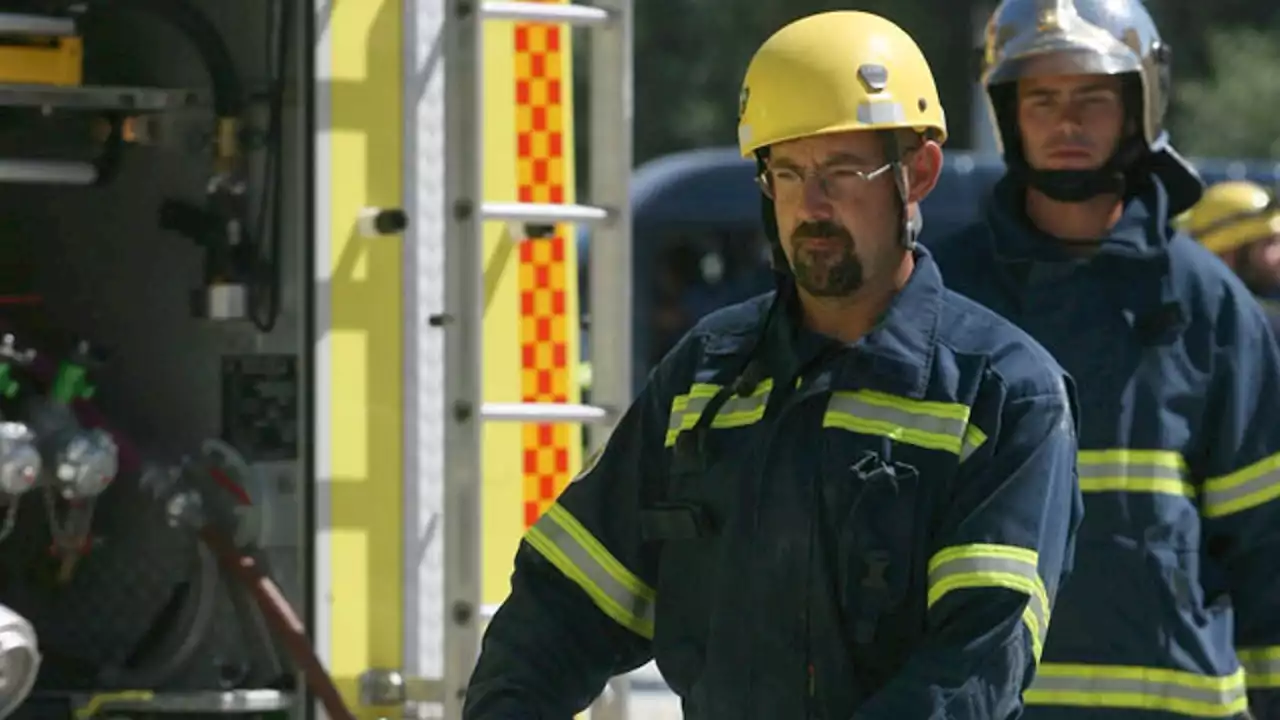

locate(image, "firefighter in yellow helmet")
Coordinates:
1177 180 1280 334
465 11 1082 719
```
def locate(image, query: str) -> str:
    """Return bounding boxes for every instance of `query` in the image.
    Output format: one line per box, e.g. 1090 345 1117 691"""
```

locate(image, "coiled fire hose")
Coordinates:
145 450 355 720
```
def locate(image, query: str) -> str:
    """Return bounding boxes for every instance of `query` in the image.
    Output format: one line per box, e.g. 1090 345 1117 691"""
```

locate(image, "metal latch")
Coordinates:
358 669 446 706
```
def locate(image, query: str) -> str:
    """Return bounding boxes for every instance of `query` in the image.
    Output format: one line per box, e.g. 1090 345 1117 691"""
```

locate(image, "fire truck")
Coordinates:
0 0 646 718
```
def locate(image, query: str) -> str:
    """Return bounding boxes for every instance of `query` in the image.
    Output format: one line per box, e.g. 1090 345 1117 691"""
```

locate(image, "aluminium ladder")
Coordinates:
445 1 637 718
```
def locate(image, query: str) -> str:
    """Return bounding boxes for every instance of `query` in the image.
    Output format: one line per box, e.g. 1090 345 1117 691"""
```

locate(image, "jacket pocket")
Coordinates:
823 433 924 656
644 428 741 698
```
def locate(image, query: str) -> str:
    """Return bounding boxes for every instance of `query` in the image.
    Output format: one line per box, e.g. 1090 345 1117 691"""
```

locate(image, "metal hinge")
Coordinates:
358 669 446 706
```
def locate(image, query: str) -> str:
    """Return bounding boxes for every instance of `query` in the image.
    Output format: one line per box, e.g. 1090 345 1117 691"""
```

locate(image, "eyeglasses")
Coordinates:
757 161 895 203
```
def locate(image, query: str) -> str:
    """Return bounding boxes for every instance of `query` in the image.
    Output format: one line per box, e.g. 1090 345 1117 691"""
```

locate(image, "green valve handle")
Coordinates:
51 340 102 405
0 363 16 398
52 361 94 405
0 334 35 398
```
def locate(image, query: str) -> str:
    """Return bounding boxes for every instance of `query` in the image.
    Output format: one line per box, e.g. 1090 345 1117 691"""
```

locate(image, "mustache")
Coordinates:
1046 136 1094 152
791 221 852 243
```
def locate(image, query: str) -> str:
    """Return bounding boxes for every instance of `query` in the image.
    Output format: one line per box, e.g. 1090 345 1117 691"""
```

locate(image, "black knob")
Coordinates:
359 208 409 236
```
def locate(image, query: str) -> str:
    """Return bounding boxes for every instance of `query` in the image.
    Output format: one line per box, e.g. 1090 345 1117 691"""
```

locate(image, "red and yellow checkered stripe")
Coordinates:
515 5 573 528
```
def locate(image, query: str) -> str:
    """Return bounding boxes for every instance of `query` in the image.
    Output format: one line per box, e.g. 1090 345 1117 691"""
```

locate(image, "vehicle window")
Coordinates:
646 226 773 369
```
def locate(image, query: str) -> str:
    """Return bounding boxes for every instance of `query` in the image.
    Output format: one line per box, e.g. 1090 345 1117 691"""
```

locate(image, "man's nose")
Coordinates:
800 176 834 218
1055 104 1085 131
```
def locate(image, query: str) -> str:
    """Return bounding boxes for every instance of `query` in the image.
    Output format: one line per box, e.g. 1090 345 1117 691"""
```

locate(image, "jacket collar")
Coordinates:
767 247 944 399
984 172 1187 342
987 172 1175 264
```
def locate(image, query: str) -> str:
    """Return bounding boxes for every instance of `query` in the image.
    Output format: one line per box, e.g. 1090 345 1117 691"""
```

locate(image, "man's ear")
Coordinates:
905 139 944 204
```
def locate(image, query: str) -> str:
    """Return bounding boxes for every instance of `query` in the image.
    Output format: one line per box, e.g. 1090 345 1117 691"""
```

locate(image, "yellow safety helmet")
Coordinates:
736 11 947 159
1174 181 1280 254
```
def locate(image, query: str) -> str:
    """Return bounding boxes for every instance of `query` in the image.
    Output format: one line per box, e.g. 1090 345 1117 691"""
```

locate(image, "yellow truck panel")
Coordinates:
321 0 404 715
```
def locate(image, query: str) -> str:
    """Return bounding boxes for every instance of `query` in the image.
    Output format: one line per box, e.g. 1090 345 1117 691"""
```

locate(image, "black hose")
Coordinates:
85 0 245 118
249 0 292 334
82 0 284 331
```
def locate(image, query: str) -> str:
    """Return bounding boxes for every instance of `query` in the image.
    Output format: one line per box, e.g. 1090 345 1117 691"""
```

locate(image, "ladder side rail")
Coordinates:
585 1 634 718
586 0 634 448
442 0 486 715
401 0 448 711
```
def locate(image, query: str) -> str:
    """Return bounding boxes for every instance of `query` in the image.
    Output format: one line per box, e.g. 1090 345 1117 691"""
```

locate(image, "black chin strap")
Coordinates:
880 133 917 250
1021 167 1125 203
1015 136 1144 203
754 167 791 280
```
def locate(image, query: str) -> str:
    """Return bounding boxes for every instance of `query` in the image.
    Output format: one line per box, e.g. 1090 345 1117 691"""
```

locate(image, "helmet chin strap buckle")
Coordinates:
894 162 917 251
880 133 917 251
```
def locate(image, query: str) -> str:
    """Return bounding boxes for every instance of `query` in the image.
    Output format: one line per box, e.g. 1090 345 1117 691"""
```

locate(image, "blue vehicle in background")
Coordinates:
578 148 1280 395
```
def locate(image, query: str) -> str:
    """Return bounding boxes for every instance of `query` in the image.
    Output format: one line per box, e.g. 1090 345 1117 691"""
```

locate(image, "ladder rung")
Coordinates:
0 13 76 36
482 201 609 225
480 1 611 26
482 402 610 423
0 160 96 186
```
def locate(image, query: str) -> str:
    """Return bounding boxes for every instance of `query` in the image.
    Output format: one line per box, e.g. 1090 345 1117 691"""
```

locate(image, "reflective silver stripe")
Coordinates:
1203 451 1280 518
1239 647 1280 688
667 385 717 430
1026 664 1249 717
525 504 656 638
928 554 1047 641
665 386 716 446
1076 449 1194 497
927 544 1048 658
824 390 970 455
714 387 770 421
665 380 771 447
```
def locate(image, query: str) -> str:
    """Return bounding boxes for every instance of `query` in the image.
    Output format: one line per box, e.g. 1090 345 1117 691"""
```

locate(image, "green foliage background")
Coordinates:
573 2 1280 170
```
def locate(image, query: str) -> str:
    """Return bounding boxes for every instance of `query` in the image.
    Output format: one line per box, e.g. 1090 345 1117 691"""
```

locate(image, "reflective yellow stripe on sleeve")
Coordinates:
665 379 772 447
524 503 656 639
1076 449 1194 497
824 390 987 460
1239 646 1280 688
1026 663 1249 717
1076 448 1280 515
926 543 1050 662
1202 450 1280 518
960 424 987 462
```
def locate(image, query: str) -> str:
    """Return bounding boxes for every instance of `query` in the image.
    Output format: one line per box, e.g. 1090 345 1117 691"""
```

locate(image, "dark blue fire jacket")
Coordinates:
464 248 1084 719
931 175 1280 720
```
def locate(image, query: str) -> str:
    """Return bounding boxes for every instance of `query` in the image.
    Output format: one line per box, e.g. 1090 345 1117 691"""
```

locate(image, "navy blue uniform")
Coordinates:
1257 297 1280 341
931 176 1280 719
465 249 1083 719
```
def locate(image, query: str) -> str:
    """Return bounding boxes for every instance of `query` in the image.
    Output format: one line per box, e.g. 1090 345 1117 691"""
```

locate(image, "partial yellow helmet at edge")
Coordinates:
1174 180 1280 254
737 11 947 159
